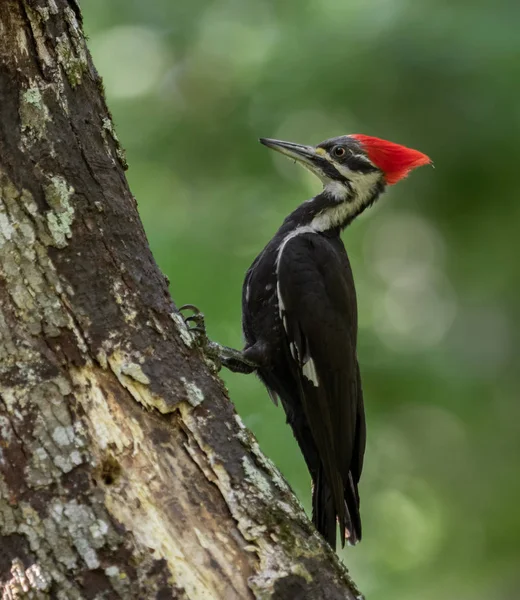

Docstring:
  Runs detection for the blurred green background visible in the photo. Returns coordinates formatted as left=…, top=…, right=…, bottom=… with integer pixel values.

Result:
left=83, top=1, right=519, bottom=598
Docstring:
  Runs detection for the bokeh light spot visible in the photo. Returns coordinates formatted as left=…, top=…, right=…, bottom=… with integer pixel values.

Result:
left=90, top=26, right=169, bottom=99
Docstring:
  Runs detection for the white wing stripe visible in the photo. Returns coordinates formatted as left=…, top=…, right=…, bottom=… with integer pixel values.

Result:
left=276, top=227, right=321, bottom=388
left=302, top=357, right=319, bottom=387
left=275, top=226, right=315, bottom=324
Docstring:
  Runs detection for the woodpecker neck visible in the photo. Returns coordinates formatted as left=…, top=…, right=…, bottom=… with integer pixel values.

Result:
left=281, top=172, right=385, bottom=236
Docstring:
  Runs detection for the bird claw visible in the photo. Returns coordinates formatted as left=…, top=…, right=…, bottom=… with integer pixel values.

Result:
left=179, top=304, right=206, bottom=335
left=178, top=304, right=222, bottom=370
left=179, top=303, right=202, bottom=315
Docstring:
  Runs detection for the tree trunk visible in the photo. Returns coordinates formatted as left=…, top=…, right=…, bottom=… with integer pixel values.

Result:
left=0, top=2, right=363, bottom=598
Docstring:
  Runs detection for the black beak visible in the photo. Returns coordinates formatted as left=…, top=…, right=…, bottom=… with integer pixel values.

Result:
left=259, top=138, right=320, bottom=166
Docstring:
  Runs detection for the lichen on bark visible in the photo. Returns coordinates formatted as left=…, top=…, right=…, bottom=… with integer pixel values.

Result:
left=19, top=86, right=51, bottom=145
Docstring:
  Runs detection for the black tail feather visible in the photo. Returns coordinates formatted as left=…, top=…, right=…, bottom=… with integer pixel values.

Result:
left=312, top=467, right=362, bottom=549
left=312, top=466, right=338, bottom=549
left=344, top=472, right=362, bottom=545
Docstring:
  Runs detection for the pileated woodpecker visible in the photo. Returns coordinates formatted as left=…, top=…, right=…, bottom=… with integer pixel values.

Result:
left=183, top=134, right=430, bottom=549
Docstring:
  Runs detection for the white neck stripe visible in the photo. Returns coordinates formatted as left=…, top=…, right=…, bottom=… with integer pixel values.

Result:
left=311, top=171, right=381, bottom=232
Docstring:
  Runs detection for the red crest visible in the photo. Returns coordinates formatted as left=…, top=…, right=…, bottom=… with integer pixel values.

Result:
left=351, top=134, right=431, bottom=185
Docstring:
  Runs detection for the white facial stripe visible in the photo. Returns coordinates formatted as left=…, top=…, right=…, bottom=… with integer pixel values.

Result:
left=340, top=169, right=381, bottom=205
left=334, top=160, right=373, bottom=181
left=310, top=170, right=381, bottom=232
left=322, top=180, right=349, bottom=200
left=311, top=201, right=352, bottom=231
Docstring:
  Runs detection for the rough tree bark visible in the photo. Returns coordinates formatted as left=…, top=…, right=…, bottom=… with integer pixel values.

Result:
left=0, top=2, right=364, bottom=599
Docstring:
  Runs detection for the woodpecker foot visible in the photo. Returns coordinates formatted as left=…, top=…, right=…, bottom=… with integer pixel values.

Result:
left=180, top=304, right=207, bottom=336
left=217, top=346, right=259, bottom=374
left=179, top=304, right=222, bottom=369
left=179, top=305, right=259, bottom=374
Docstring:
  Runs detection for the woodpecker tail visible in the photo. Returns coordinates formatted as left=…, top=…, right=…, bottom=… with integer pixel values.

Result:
left=312, top=466, right=338, bottom=549
left=312, top=468, right=362, bottom=549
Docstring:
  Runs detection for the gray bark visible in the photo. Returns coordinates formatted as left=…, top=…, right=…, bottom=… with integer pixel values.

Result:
left=0, top=1, right=363, bottom=598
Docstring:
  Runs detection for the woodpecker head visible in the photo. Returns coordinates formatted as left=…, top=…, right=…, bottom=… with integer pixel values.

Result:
left=260, top=134, right=431, bottom=208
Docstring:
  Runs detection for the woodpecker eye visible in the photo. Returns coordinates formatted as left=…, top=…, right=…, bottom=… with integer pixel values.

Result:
left=332, top=146, right=346, bottom=158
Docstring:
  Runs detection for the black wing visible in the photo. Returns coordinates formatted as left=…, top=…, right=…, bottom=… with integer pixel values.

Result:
left=277, top=232, right=365, bottom=546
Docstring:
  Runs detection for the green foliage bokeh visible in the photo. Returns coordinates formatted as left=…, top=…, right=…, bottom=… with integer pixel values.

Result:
left=84, top=1, right=520, bottom=598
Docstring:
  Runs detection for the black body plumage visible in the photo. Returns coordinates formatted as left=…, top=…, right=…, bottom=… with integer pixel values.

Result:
left=241, top=189, right=367, bottom=548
